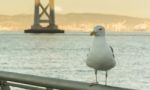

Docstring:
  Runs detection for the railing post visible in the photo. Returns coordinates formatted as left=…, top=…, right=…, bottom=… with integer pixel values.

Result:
left=0, top=81, right=10, bottom=90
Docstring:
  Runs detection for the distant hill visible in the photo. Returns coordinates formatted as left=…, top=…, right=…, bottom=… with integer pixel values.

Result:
left=0, top=13, right=150, bottom=32
left=56, top=13, right=150, bottom=24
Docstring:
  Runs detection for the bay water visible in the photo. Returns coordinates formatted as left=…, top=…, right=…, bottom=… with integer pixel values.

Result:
left=0, top=31, right=150, bottom=90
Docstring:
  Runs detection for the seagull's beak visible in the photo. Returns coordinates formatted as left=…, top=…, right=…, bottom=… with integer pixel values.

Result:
left=90, top=31, right=96, bottom=36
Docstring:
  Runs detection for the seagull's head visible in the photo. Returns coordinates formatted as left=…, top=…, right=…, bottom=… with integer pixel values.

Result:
left=90, top=25, right=105, bottom=36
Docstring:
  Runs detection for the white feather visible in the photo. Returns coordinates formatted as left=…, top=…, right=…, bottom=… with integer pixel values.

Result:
left=86, top=25, right=116, bottom=71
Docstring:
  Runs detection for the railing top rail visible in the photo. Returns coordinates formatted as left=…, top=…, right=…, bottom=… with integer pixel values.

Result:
left=0, top=71, right=135, bottom=90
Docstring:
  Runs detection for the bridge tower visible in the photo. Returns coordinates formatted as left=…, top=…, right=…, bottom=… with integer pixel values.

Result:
left=25, top=0, right=64, bottom=33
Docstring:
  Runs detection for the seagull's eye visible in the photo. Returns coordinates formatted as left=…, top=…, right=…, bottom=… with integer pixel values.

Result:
left=99, top=28, right=102, bottom=30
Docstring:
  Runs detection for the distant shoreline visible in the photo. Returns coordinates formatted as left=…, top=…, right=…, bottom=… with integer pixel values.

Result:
left=0, top=13, right=150, bottom=32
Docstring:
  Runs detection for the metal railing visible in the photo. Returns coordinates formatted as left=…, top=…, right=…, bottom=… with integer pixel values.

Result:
left=0, top=71, right=135, bottom=90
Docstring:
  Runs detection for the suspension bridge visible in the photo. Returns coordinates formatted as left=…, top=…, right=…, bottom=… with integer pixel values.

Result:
left=25, top=0, right=64, bottom=33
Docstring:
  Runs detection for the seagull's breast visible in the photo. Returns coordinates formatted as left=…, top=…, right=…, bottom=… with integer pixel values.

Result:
left=86, top=37, right=116, bottom=71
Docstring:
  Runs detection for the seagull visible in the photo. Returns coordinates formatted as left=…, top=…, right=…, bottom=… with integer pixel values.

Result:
left=86, top=25, right=116, bottom=86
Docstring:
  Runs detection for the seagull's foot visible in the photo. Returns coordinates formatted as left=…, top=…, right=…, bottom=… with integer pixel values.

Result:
left=89, top=82, right=99, bottom=86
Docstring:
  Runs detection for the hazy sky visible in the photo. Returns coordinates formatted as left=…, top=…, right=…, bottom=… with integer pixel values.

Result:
left=0, top=0, right=150, bottom=18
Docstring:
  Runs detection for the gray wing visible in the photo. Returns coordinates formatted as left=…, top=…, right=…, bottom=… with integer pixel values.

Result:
left=109, top=46, right=115, bottom=58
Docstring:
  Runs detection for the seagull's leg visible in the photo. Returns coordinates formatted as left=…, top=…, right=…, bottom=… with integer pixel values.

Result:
left=90, top=69, right=99, bottom=86
left=105, top=71, right=108, bottom=86
left=95, top=69, right=98, bottom=84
